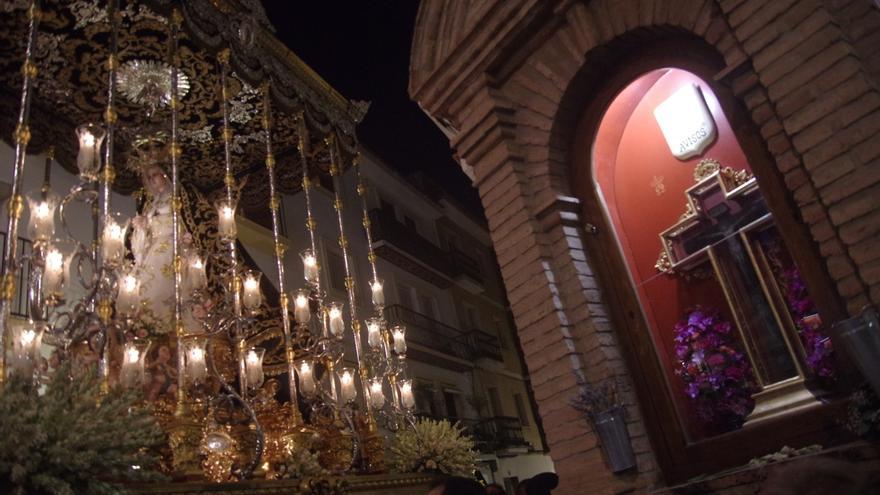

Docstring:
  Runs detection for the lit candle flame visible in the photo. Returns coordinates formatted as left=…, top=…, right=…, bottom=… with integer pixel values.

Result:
left=189, top=347, right=205, bottom=361
left=35, top=202, right=50, bottom=219
left=126, top=346, right=140, bottom=364
left=20, top=329, right=36, bottom=347
left=246, top=349, right=260, bottom=365
left=46, top=249, right=64, bottom=271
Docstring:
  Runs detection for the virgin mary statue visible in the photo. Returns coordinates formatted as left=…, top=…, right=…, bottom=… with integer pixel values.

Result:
left=126, top=138, right=209, bottom=401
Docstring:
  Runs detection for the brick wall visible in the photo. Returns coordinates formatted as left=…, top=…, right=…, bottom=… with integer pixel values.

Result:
left=410, top=1, right=880, bottom=493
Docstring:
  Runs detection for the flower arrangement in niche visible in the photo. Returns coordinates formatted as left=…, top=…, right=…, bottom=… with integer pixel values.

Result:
left=674, top=307, right=755, bottom=430
left=390, top=418, right=477, bottom=477
left=780, top=266, right=835, bottom=378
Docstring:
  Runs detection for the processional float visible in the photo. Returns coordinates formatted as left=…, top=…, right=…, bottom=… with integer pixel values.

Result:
left=0, top=0, right=416, bottom=483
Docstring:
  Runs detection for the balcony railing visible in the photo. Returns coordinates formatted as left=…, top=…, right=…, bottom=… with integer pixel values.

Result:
left=385, top=304, right=503, bottom=362
left=369, top=208, right=451, bottom=274
left=460, top=416, right=528, bottom=453
left=384, top=304, right=471, bottom=359
left=459, top=330, right=502, bottom=361
left=0, top=232, right=33, bottom=318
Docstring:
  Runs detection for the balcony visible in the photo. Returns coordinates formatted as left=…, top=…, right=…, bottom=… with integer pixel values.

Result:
left=385, top=304, right=504, bottom=367
left=369, top=208, right=452, bottom=288
left=384, top=304, right=471, bottom=364
left=462, top=416, right=530, bottom=455
left=459, top=330, right=502, bottom=361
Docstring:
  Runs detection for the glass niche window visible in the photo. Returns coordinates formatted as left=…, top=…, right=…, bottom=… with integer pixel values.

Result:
left=592, top=68, right=835, bottom=441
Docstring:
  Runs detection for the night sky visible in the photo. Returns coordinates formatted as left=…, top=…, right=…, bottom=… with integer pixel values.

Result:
left=261, top=1, right=483, bottom=215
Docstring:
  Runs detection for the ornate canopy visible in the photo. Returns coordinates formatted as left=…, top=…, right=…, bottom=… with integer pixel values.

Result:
left=0, top=0, right=367, bottom=224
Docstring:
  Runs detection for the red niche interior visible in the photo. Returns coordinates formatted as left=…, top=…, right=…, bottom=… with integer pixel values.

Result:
left=592, top=68, right=752, bottom=439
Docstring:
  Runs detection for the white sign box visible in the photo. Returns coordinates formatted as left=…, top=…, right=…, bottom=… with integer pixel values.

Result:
left=653, top=84, right=717, bottom=160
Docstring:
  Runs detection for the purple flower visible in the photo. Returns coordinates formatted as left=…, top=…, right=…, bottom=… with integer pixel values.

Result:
left=674, top=306, right=755, bottom=430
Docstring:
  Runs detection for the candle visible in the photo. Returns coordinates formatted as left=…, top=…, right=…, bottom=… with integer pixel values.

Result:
left=120, top=340, right=150, bottom=388
left=366, top=318, right=383, bottom=350
left=293, top=289, right=311, bottom=324
left=370, top=279, right=385, bottom=307
left=328, top=302, right=345, bottom=338
left=11, top=321, right=42, bottom=377
left=76, top=124, right=105, bottom=182
left=116, top=271, right=139, bottom=316
left=339, top=368, right=356, bottom=403
left=186, top=340, right=207, bottom=385
left=242, top=271, right=262, bottom=311
left=298, top=360, right=316, bottom=397
left=216, top=200, right=236, bottom=241
left=399, top=379, right=415, bottom=409
left=368, top=378, right=385, bottom=409
left=26, top=192, right=58, bottom=243
left=102, top=214, right=128, bottom=267
left=392, top=326, right=407, bottom=355
left=244, top=347, right=265, bottom=390
left=188, top=255, right=207, bottom=291
left=301, top=249, right=319, bottom=284
left=42, top=245, right=66, bottom=298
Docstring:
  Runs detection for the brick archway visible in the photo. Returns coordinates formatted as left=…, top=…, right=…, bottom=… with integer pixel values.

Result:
left=411, top=0, right=880, bottom=491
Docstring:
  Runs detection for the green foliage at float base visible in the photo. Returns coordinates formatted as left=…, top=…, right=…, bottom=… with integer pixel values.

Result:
left=0, top=365, right=166, bottom=495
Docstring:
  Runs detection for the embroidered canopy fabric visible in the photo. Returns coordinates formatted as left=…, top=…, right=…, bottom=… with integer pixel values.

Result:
left=0, top=0, right=367, bottom=225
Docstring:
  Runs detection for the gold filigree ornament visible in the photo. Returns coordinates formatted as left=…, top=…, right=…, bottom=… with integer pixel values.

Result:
left=200, top=425, right=237, bottom=483
left=655, top=250, right=675, bottom=275
left=693, top=158, right=722, bottom=181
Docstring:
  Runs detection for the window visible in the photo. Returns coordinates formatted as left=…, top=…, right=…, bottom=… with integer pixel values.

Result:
left=462, top=304, right=479, bottom=330
left=397, top=283, right=415, bottom=310
left=402, top=213, right=419, bottom=236
left=325, top=249, right=347, bottom=293
left=414, top=384, right=438, bottom=418
left=487, top=387, right=503, bottom=417
left=418, top=293, right=437, bottom=319
left=513, top=393, right=530, bottom=426
left=443, top=390, right=460, bottom=420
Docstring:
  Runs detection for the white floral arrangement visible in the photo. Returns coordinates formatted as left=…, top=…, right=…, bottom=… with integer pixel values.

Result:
left=391, top=418, right=478, bottom=476
left=276, top=446, right=327, bottom=480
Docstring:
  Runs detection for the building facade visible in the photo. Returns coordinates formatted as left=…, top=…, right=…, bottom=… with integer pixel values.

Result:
left=410, top=0, right=880, bottom=493
left=240, top=147, right=554, bottom=487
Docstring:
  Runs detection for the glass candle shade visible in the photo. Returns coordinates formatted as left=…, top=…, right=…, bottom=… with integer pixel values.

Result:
left=185, top=339, right=208, bottom=385
left=300, top=249, right=319, bottom=284
left=241, top=270, right=262, bottom=311
left=204, top=430, right=233, bottom=453
left=26, top=190, right=59, bottom=243
left=293, top=288, right=311, bottom=324
left=366, top=317, right=383, bottom=350
left=392, top=326, right=407, bottom=355
left=76, top=123, right=105, bottom=182
left=120, top=340, right=150, bottom=389
left=328, top=302, right=345, bottom=339
left=370, top=279, right=385, bottom=308
left=215, top=199, right=237, bottom=242
left=101, top=212, right=129, bottom=267
left=188, top=254, right=208, bottom=292
left=244, top=347, right=265, bottom=391
left=10, top=320, right=43, bottom=378
left=338, top=367, right=357, bottom=403
left=368, top=378, right=385, bottom=409
left=296, top=359, right=316, bottom=397
left=42, top=240, right=75, bottom=303
left=116, top=267, right=140, bottom=317
left=398, top=379, right=415, bottom=409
